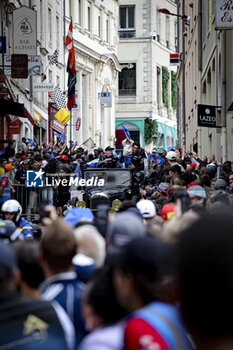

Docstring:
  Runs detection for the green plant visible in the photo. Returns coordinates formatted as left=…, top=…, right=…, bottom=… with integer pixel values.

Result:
left=144, top=118, right=158, bottom=145
left=162, top=66, right=169, bottom=109
left=171, top=71, right=177, bottom=110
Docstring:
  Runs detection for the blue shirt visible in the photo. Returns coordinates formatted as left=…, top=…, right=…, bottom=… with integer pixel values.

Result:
left=41, top=272, right=86, bottom=346
left=18, top=217, right=33, bottom=239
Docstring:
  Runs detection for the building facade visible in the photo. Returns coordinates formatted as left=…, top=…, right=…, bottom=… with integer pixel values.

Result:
left=68, top=0, right=121, bottom=148
left=115, top=0, right=178, bottom=151
left=177, top=0, right=233, bottom=161
left=0, top=0, right=66, bottom=148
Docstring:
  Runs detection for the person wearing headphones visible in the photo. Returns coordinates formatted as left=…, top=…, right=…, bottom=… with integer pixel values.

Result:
left=1, top=200, right=33, bottom=240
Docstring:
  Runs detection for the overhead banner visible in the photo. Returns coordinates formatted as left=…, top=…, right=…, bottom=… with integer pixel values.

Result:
left=215, top=0, right=233, bottom=29
left=13, top=6, right=37, bottom=55
left=197, top=104, right=217, bottom=128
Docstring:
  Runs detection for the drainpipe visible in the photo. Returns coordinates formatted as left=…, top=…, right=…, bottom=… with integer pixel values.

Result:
left=221, top=30, right=227, bottom=162
left=182, top=0, right=186, bottom=147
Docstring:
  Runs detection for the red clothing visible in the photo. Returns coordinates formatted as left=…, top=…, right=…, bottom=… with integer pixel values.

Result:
left=0, top=177, right=8, bottom=187
left=125, top=317, right=169, bottom=350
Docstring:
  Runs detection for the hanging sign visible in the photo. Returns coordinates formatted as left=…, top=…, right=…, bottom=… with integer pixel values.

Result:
left=197, top=104, right=217, bottom=128
left=13, top=6, right=37, bottom=55
left=215, top=0, right=233, bottom=29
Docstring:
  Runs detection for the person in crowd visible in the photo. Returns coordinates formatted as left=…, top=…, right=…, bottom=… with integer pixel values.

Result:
left=1, top=199, right=33, bottom=239
left=13, top=240, right=44, bottom=298
left=55, top=165, right=71, bottom=217
left=98, top=146, right=118, bottom=168
left=122, top=137, right=134, bottom=168
left=4, top=140, right=16, bottom=161
left=113, top=236, right=195, bottom=350
left=0, top=240, right=75, bottom=350
left=79, top=266, right=128, bottom=350
left=40, top=219, right=86, bottom=346
left=177, top=209, right=233, bottom=350
left=187, top=185, right=206, bottom=206
left=26, top=160, right=40, bottom=220
left=0, top=158, right=7, bottom=178
left=166, top=151, right=185, bottom=172
left=0, top=163, right=15, bottom=209
left=130, top=143, right=145, bottom=172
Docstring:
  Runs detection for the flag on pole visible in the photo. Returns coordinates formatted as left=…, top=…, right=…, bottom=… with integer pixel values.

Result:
left=49, top=49, right=59, bottom=66
left=51, top=86, right=67, bottom=110
left=65, top=19, right=77, bottom=110
left=28, top=138, right=35, bottom=147
left=121, top=124, right=131, bottom=138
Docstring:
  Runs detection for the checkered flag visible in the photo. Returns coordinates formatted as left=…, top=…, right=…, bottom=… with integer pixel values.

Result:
left=51, top=86, right=67, bottom=110
left=49, top=49, right=59, bottom=66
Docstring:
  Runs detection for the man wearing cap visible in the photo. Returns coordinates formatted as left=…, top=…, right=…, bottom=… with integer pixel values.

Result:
left=136, top=199, right=157, bottom=222
left=97, top=146, right=118, bottom=168
left=0, top=163, right=14, bottom=209
left=187, top=185, right=206, bottom=206
left=166, top=151, right=185, bottom=172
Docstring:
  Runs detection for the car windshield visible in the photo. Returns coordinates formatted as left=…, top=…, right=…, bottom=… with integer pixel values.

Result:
left=84, top=170, right=131, bottom=187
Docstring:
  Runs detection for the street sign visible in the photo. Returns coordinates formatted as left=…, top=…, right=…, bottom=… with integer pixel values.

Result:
left=11, top=54, right=28, bottom=79
left=216, top=0, right=233, bottom=29
left=76, top=117, right=81, bottom=131
left=0, top=37, right=6, bottom=54
left=170, top=53, right=179, bottom=66
left=100, top=92, right=112, bottom=108
left=9, top=118, right=20, bottom=134
left=4, top=55, right=41, bottom=76
left=13, top=6, right=37, bottom=55
left=33, top=83, right=54, bottom=92
left=197, top=104, right=217, bottom=128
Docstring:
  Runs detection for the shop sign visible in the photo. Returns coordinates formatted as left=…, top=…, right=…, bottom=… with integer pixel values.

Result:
left=9, top=118, right=20, bottom=134
left=4, top=55, right=41, bottom=76
left=76, top=117, right=81, bottom=131
left=197, top=104, right=217, bottom=128
left=33, top=108, right=42, bottom=125
left=13, top=6, right=37, bottom=55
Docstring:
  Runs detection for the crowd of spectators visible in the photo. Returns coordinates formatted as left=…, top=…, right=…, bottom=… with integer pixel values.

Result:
left=0, top=136, right=233, bottom=349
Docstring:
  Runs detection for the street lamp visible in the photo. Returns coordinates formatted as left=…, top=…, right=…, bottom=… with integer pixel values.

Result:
left=158, top=8, right=190, bottom=25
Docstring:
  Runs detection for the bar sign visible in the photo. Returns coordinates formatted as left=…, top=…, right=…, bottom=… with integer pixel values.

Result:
left=170, top=53, right=179, bottom=66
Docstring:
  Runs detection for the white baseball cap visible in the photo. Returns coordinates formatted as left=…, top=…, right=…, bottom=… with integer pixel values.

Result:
left=166, top=151, right=177, bottom=161
left=136, top=200, right=156, bottom=219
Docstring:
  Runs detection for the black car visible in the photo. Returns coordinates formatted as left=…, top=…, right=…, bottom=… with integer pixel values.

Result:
left=81, top=168, right=133, bottom=210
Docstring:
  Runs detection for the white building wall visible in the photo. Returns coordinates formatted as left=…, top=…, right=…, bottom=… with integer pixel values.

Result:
left=116, top=0, right=177, bottom=151
left=67, top=0, right=120, bottom=148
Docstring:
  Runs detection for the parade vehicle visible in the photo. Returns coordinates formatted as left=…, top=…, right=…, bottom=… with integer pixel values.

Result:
left=75, top=168, right=133, bottom=211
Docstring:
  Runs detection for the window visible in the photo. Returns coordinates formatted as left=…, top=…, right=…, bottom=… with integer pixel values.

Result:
left=78, top=0, right=82, bottom=24
left=40, top=0, right=43, bottom=39
left=119, top=63, right=136, bottom=96
left=98, top=15, right=101, bottom=37
left=69, top=0, right=72, bottom=17
left=48, top=8, right=52, bottom=46
left=174, top=21, right=178, bottom=52
left=48, top=70, right=52, bottom=84
left=56, top=15, right=59, bottom=51
left=56, top=75, right=60, bottom=87
left=166, top=16, right=169, bottom=48
left=106, top=18, right=109, bottom=42
left=119, top=6, right=135, bottom=38
left=156, top=10, right=160, bottom=42
left=87, top=2, right=91, bottom=32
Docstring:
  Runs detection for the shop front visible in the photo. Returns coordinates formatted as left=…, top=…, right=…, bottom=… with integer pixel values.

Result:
left=48, top=103, right=66, bottom=143
left=115, top=119, right=145, bottom=150
left=156, top=122, right=177, bottom=151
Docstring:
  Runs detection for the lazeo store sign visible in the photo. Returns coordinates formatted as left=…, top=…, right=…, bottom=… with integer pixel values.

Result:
left=13, top=6, right=37, bottom=55
left=197, top=105, right=217, bottom=128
